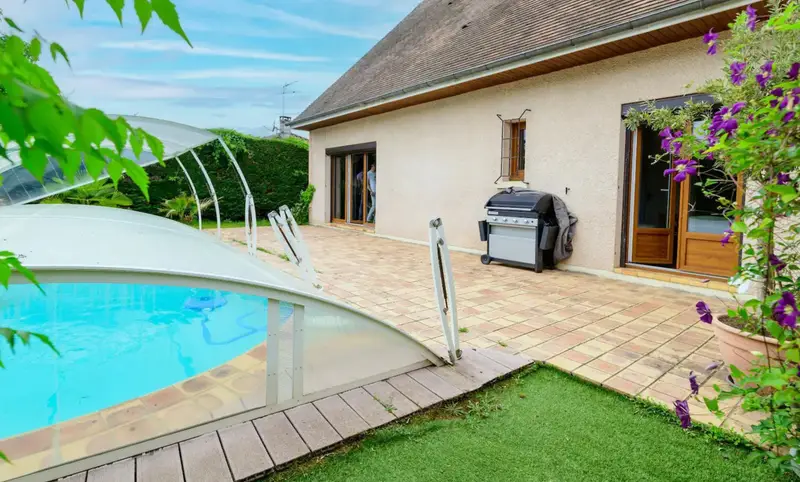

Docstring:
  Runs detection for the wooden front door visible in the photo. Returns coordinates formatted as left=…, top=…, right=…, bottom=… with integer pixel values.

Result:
left=631, top=128, right=678, bottom=265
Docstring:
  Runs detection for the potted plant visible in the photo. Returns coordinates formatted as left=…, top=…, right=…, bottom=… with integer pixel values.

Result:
left=625, top=1, right=799, bottom=474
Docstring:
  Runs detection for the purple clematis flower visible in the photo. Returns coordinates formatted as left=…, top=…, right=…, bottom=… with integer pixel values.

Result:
left=771, top=87, right=800, bottom=111
left=789, top=62, right=800, bottom=81
left=756, top=60, right=774, bottom=88
left=659, top=127, right=683, bottom=154
left=785, top=111, right=797, bottom=124
left=674, top=400, right=692, bottom=428
left=745, top=5, right=758, bottom=31
left=730, top=61, right=747, bottom=86
left=664, top=159, right=698, bottom=183
left=710, top=102, right=746, bottom=137
left=773, top=292, right=798, bottom=329
left=778, top=172, right=791, bottom=185
left=689, top=371, right=700, bottom=395
left=721, top=226, right=734, bottom=246
left=703, top=29, right=719, bottom=55
left=769, top=254, right=787, bottom=273
left=696, top=301, right=713, bottom=324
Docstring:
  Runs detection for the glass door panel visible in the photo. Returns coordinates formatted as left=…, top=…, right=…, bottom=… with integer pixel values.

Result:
left=365, top=152, right=376, bottom=224
left=631, top=127, right=677, bottom=265
left=676, top=156, right=739, bottom=277
left=331, top=156, right=346, bottom=222
left=349, top=154, right=365, bottom=224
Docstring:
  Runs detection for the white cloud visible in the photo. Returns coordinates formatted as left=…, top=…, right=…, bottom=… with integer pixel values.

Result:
left=100, top=40, right=328, bottom=62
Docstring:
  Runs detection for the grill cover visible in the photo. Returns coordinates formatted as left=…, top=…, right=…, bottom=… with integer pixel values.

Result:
left=485, top=189, right=553, bottom=213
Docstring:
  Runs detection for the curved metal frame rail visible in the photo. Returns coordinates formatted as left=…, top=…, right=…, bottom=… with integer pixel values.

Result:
left=429, top=218, right=460, bottom=364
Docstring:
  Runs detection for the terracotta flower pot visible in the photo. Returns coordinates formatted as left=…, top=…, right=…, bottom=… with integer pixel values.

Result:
left=712, top=315, right=783, bottom=372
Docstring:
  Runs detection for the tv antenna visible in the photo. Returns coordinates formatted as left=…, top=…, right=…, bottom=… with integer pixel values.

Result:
left=281, top=81, right=298, bottom=118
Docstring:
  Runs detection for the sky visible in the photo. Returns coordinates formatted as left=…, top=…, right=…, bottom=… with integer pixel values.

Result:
left=3, top=0, right=420, bottom=135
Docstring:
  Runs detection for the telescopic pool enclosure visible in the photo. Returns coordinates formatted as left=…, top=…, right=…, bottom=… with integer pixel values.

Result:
left=0, top=119, right=443, bottom=482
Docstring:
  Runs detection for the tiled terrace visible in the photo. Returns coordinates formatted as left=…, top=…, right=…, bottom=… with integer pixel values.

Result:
left=224, top=224, right=758, bottom=433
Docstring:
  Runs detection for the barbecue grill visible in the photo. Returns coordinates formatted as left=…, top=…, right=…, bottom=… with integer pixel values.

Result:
left=478, top=189, right=558, bottom=273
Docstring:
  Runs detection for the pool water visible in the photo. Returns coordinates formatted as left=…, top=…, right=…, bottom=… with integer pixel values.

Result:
left=0, top=283, right=292, bottom=439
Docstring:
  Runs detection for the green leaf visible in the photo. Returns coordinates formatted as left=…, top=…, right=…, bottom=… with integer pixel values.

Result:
left=32, top=333, right=60, bottom=357
left=765, top=184, right=798, bottom=203
left=106, top=160, right=123, bottom=185
left=21, top=147, right=48, bottom=182
left=29, top=37, right=42, bottom=62
left=785, top=349, right=800, bottom=363
left=744, top=299, right=761, bottom=310
left=731, top=221, right=747, bottom=233
left=129, top=129, right=144, bottom=159
left=0, top=450, right=9, bottom=464
left=83, top=109, right=124, bottom=152
left=133, top=0, right=153, bottom=33
left=143, top=131, right=164, bottom=162
left=0, top=262, right=11, bottom=289
left=4, top=257, right=43, bottom=293
left=49, top=42, right=70, bottom=66
left=71, top=0, right=86, bottom=16
left=4, top=17, right=23, bottom=32
left=119, top=157, right=150, bottom=199
left=151, top=0, right=192, bottom=46
left=0, top=102, right=27, bottom=145
left=766, top=320, right=784, bottom=340
left=105, top=0, right=125, bottom=25
left=84, top=151, right=107, bottom=179
left=704, top=397, right=720, bottom=413
left=760, top=370, right=788, bottom=389
left=729, top=364, right=745, bottom=380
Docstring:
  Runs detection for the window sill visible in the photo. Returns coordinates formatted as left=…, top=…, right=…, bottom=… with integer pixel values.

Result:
left=495, top=180, right=528, bottom=189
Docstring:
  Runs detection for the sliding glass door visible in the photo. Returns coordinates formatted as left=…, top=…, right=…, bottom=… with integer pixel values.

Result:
left=330, top=152, right=376, bottom=226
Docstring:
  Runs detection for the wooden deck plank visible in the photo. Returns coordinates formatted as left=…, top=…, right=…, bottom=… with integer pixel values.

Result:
left=313, top=395, right=370, bottom=439
left=428, top=365, right=481, bottom=392
left=253, top=412, right=309, bottom=466
left=454, top=348, right=508, bottom=383
left=363, top=381, right=418, bottom=417
left=408, top=367, right=463, bottom=399
left=218, top=422, right=274, bottom=481
left=388, top=373, right=442, bottom=408
left=59, top=473, right=87, bottom=482
left=340, top=387, right=395, bottom=428
left=136, top=445, right=182, bottom=482
left=285, top=404, right=342, bottom=452
left=180, top=433, right=233, bottom=482
left=478, top=347, right=533, bottom=371
left=86, top=459, right=134, bottom=482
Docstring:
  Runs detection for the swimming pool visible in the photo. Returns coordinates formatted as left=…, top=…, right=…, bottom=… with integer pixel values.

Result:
left=0, top=282, right=292, bottom=439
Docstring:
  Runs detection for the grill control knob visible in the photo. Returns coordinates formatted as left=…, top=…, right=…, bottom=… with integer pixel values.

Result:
left=502, top=217, right=508, bottom=222
left=512, top=219, right=518, bottom=224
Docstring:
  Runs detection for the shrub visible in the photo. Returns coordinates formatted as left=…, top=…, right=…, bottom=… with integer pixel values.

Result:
left=291, top=184, right=316, bottom=225
left=118, top=129, right=309, bottom=221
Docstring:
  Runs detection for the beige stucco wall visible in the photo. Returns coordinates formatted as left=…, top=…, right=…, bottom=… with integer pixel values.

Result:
left=307, top=37, right=724, bottom=272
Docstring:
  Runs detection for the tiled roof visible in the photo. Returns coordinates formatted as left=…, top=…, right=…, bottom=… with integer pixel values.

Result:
left=293, top=0, right=728, bottom=126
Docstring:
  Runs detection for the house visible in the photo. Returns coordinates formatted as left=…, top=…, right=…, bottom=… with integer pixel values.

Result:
left=291, top=0, right=750, bottom=282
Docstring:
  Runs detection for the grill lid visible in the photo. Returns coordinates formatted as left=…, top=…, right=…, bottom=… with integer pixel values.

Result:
left=486, top=188, right=553, bottom=213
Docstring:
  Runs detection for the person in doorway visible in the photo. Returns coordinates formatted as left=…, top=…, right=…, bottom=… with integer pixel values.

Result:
left=367, top=163, right=376, bottom=223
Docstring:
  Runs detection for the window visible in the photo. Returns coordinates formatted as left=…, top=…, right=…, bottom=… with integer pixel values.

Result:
left=500, top=118, right=527, bottom=182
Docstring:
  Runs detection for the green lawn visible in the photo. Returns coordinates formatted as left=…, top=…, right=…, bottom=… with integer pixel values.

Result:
left=270, top=367, right=786, bottom=482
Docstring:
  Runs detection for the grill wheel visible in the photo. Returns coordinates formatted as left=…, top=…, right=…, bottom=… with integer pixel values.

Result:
left=480, top=255, right=492, bottom=265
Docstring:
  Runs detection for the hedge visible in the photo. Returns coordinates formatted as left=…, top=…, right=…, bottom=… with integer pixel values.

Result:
left=118, top=129, right=309, bottom=221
